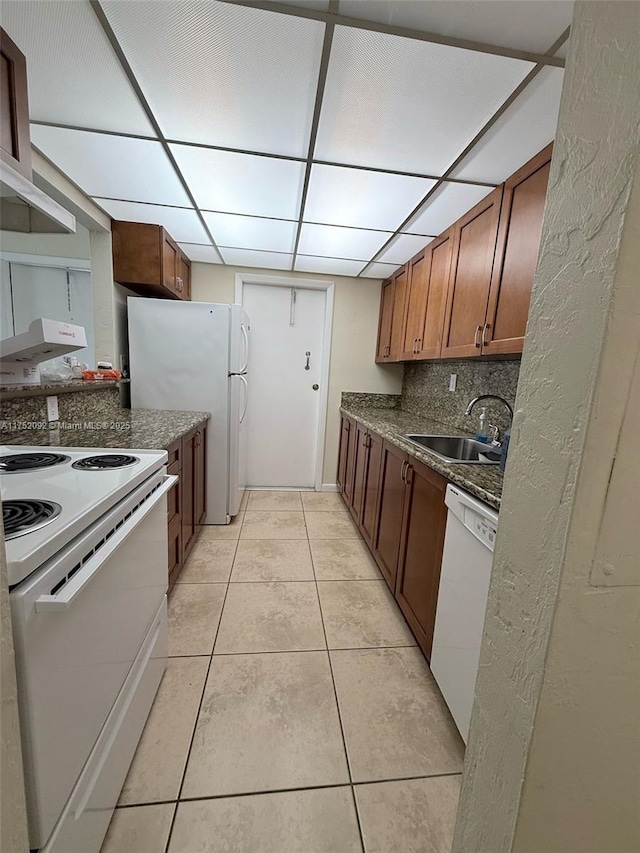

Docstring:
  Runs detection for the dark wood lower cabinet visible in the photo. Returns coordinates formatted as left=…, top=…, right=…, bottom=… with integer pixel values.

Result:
left=350, top=421, right=369, bottom=523
left=372, top=440, right=408, bottom=592
left=336, top=415, right=351, bottom=493
left=337, top=418, right=448, bottom=661
left=167, top=420, right=208, bottom=589
left=360, top=430, right=383, bottom=546
left=396, top=458, right=448, bottom=660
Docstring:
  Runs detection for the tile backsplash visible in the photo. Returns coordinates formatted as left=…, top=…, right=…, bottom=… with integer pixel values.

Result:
left=401, top=359, right=520, bottom=435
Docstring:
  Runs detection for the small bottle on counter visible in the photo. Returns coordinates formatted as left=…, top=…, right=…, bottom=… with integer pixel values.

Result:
left=476, top=407, right=489, bottom=443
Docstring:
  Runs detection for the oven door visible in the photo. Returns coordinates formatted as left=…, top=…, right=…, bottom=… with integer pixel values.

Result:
left=10, top=471, right=175, bottom=849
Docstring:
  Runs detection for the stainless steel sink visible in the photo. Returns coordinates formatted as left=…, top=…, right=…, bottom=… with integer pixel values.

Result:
left=403, top=434, right=501, bottom=465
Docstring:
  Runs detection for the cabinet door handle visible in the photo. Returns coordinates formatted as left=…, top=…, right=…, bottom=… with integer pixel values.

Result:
left=400, top=460, right=408, bottom=483
left=474, top=324, right=482, bottom=347
left=482, top=323, right=490, bottom=348
left=416, top=337, right=422, bottom=353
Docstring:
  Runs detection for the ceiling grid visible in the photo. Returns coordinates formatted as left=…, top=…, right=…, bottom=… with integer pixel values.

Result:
left=2, top=0, right=572, bottom=277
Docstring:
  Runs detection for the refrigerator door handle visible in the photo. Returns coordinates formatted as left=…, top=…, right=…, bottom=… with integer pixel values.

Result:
left=238, top=374, right=249, bottom=424
left=240, top=324, right=249, bottom=374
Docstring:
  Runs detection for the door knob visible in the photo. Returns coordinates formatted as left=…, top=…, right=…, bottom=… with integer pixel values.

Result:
left=312, top=384, right=319, bottom=390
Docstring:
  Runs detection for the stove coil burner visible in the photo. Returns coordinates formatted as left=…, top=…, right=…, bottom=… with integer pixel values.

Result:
left=0, top=452, right=70, bottom=473
left=2, top=499, right=62, bottom=539
left=72, top=454, right=139, bottom=471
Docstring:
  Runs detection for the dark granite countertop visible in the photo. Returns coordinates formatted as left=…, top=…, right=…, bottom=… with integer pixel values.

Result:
left=0, top=408, right=210, bottom=452
left=0, top=378, right=128, bottom=399
left=340, top=403, right=503, bottom=509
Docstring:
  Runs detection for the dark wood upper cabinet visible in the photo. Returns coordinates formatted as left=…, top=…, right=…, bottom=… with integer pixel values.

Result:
left=419, top=229, right=454, bottom=359
left=375, top=278, right=395, bottom=362
left=401, top=250, right=429, bottom=360
left=440, top=186, right=503, bottom=359
left=112, top=220, right=191, bottom=300
left=1, top=28, right=31, bottom=179
left=401, top=229, right=454, bottom=361
left=372, top=440, right=408, bottom=592
left=482, top=144, right=552, bottom=355
left=376, top=266, right=407, bottom=364
left=177, top=252, right=192, bottom=301
left=395, top=458, right=448, bottom=661
left=373, top=144, right=553, bottom=364
left=389, top=265, right=408, bottom=361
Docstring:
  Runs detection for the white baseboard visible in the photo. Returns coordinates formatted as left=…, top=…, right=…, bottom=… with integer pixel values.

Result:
left=320, top=483, right=339, bottom=492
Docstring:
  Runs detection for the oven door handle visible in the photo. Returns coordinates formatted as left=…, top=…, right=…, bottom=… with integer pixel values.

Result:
left=34, top=475, right=178, bottom=613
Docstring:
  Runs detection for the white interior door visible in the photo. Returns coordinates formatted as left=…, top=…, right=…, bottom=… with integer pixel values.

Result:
left=243, top=282, right=326, bottom=488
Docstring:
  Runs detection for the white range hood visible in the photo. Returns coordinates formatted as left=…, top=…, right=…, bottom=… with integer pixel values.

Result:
left=0, top=318, right=87, bottom=385
left=1, top=160, right=76, bottom=234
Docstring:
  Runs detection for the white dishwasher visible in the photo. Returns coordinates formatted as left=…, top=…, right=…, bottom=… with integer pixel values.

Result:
left=430, top=484, right=499, bottom=744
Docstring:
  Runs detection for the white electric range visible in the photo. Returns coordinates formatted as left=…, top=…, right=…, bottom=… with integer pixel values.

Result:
left=1, top=445, right=176, bottom=853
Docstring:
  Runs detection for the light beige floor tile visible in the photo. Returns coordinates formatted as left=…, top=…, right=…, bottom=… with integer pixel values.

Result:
left=247, top=489, right=303, bottom=511
left=241, top=510, right=307, bottom=539
left=101, top=803, right=175, bottom=853
left=199, top=511, right=244, bottom=540
left=311, top=539, right=382, bottom=581
left=331, top=648, right=464, bottom=782
left=214, top=582, right=325, bottom=653
left=319, top=580, right=416, bottom=649
left=168, top=583, right=226, bottom=656
left=177, top=538, right=237, bottom=583
left=355, top=776, right=461, bottom=853
left=231, top=539, right=314, bottom=582
left=302, top=491, right=349, bottom=512
left=306, top=511, right=361, bottom=539
left=118, top=658, right=208, bottom=805
left=240, top=489, right=249, bottom=511
left=182, top=651, right=349, bottom=797
left=168, top=787, right=361, bottom=853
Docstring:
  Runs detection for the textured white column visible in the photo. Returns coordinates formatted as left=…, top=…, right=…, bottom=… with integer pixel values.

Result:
left=453, top=2, right=640, bottom=851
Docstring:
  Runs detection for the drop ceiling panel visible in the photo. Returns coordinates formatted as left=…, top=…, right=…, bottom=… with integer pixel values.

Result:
left=298, top=223, right=391, bottom=261
left=171, top=145, right=305, bottom=220
left=338, top=1, right=574, bottom=55
left=31, top=126, right=190, bottom=206
left=93, top=199, right=209, bottom=243
left=102, top=0, right=325, bottom=157
left=203, top=213, right=297, bottom=253
left=305, top=164, right=435, bottom=231
left=451, top=68, right=564, bottom=183
left=178, top=243, right=223, bottom=264
left=405, top=183, right=493, bottom=236
left=295, top=255, right=365, bottom=276
left=219, top=248, right=293, bottom=271
left=361, top=262, right=402, bottom=279
left=315, top=26, right=534, bottom=174
left=377, top=234, right=435, bottom=265
left=1, top=0, right=153, bottom=135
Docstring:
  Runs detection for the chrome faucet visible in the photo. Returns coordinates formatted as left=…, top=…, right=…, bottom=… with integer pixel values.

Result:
left=464, top=394, right=514, bottom=444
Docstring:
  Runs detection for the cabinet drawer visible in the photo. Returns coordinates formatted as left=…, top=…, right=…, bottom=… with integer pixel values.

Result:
left=166, top=438, right=182, bottom=473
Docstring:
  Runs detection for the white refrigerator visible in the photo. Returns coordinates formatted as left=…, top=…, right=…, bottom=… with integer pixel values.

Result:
left=127, top=298, right=250, bottom=524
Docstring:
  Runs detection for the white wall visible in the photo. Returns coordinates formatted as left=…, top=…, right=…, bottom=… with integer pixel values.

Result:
left=0, top=220, right=91, bottom=260
left=453, top=3, right=640, bottom=851
left=191, top=263, right=403, bottom=484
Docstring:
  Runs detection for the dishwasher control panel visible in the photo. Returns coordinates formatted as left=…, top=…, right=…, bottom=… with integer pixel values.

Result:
left=464, top=507, right=498, bottom=551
